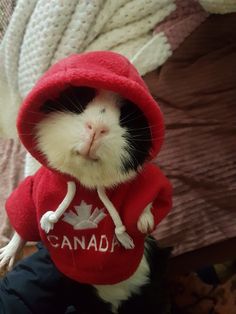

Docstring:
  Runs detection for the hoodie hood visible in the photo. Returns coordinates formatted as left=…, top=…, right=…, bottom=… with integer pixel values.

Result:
left=17, top=51, right=164, bottom=167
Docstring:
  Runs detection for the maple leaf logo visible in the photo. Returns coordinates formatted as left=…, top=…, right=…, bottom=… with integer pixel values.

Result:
left=62, top=201, right=107, bottom=230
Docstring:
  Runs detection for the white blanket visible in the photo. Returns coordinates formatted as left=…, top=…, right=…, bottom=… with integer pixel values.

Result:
left=0, top=0, right=177, bottom=138
left=1, top=0, right=235, bottom=139
left=0, top=0, right=235, bottom=175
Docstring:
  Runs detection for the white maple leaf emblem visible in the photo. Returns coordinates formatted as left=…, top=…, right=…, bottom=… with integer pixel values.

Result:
left=62, top=201, right=107, bottom=230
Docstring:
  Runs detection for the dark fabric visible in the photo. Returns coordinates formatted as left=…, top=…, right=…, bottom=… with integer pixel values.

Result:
left=0, top=243, right=112, bottom=314
left=149, top=13, right=236, bottom=256
left=0, top=244, right=69, bottom=314
left=0, top=241, right=171, bottom=314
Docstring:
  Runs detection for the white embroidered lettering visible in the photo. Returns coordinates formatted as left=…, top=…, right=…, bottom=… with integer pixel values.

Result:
left=47, top=234, right=124, bottom=252
left=99, top=235, right=109, bottom=252
left=61, top=236, right=72, bottom=250
left=111, top=235, right=120, bottom=252
left=74, top=236, right=85, bottom=250
left=47, top=235, right=59, bottom=248
left=87, top=235, right=97, bottom=251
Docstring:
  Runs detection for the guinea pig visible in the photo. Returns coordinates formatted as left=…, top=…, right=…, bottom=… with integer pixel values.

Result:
left=33, top=86, right=170, bottom=313
left=36, top=86, right=152, bottom=189
left=1, top=53, right=172, bottom=314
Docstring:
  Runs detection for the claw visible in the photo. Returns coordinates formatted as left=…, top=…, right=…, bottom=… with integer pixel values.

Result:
left=8, top=256, right=16, bottom=271
left=0, top=233, right=25, bottom=270
left=137, top=203, right=154, bottom=234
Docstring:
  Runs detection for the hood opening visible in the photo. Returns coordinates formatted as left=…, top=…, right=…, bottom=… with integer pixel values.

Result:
left=17, top=51, right=165, bottom=169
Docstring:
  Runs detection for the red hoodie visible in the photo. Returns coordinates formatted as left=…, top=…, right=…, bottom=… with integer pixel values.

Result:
left=6, top=51, right=172, bottom=285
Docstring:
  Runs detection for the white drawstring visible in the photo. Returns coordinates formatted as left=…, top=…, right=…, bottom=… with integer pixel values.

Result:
left=97, top=186, right=135, bottom=250
left=40, top=181, right=76, bottom=233
left=52, top=181, right=76, bottom=218
left=40, top=181, right=135, bottom=250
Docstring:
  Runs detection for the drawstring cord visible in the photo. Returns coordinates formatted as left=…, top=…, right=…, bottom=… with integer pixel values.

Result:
left=40, top=181, right=76, bottom=233
left=40, top=181, right=135, bottom=250
left=97, top=186, right=134, bottom=249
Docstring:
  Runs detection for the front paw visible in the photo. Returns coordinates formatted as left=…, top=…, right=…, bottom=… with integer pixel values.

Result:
left=0, top=233, right=25, bottom=270
left=40, top=211, right=58, bottom=233
left=0, top=247, right=18, bottom=270
left=137, top=204, right=154, bottom=234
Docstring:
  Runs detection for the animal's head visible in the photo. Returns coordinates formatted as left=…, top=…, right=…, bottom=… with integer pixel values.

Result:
left=35, top=87, right=152, bottom=188
left=17, top=51, right=164, bottom=188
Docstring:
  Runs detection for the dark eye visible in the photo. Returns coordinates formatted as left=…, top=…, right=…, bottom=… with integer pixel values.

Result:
left=40, top=86, right=97, bottom=114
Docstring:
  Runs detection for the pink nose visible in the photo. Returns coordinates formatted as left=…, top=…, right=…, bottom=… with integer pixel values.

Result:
left=77, top=122, right=109, bottom=159
left=86, top=122, right=109, bottom=140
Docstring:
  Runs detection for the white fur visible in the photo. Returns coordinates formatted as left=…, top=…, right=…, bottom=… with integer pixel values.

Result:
left=35, top=90, right=136, bottom=189
left=94, top=254, right=150, bottom=313
left=0, top=232, right=26, bottom=270
left=137, top=203, right=154, bottom=233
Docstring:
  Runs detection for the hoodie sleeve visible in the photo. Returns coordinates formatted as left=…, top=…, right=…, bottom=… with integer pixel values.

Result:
left=151, top=171, right=173, bottom=228
left=125, top=163, right=172, bottom=234
left=5, top=176, right=40, bottom=242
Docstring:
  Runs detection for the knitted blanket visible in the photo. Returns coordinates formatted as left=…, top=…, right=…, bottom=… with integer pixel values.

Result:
left=1, top=0, right=236, bottom=140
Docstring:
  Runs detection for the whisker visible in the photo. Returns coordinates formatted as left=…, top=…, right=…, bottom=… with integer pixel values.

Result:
left=122, top=149, right=138, bottom=169
left=129, top=146, right=150, bottom=155
left=121, top=116, right=160, bottom=131
left=43, top=103, right=68, bottom=113
left=120, top=114, right=147, bottom=125
left=127, top=138, right=152, bottom=142
left=47, top=99, right=68, bottom=112
left=125, top=125, right=156, bottom=131
left=124, top=157, right=136, bottom=169
left=63, top=94, right=84, bottom=112
left=125, top=133, right=164, bottom=141
left=120, top=105, right=161, bottom=125
left=119, top=111, right=139, bottom=123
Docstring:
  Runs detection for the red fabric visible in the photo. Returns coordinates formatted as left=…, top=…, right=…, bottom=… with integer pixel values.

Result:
left=6, top=164, right=172, bottom=284
left=17, top=51, right=165, bottom=165
left=6, top=51, right=172, bottom=284
left=5, top=176, right=38, bottom=241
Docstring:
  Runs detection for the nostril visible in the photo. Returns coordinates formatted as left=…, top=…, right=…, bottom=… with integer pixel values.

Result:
left=87, top=123, right=93, bottom=130
left=100, top=128, right=108, bottom=135
left=85, top=122, right=109, bottom=137
left=94, top=126, right=109, bottom=139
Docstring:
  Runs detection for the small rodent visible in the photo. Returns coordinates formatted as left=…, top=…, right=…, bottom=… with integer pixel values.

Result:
left=36, top=86, right=152, bottom=189
left=1, top=52, right=172, bottom=314
left=35, top=86, right=156, bottom=310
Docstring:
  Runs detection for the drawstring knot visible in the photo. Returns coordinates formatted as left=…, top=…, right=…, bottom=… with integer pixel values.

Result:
left=40, top=181, right=76, bottom=233
left=97, top=186, right=135, bottom=250
left=40, top=181, right=135, bottom=250
left=115, top=226, right=126, bottom=235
